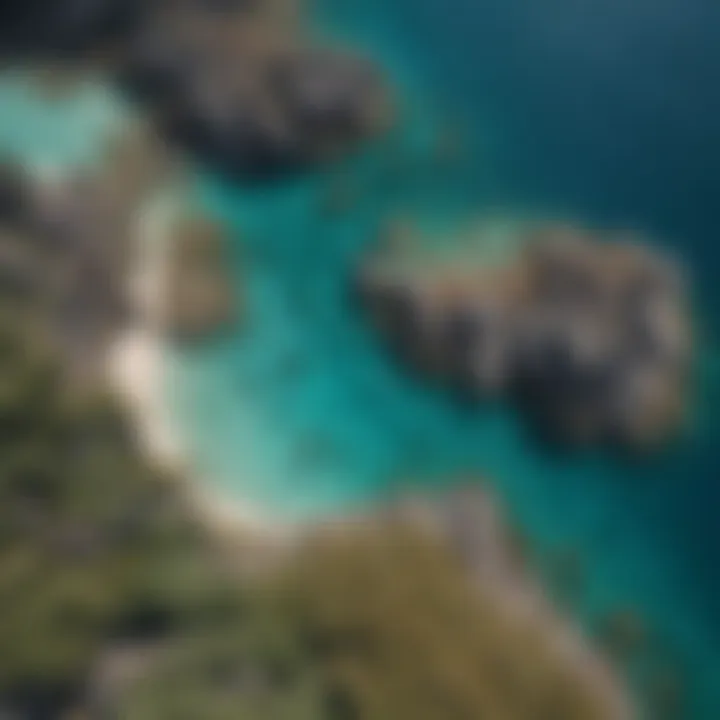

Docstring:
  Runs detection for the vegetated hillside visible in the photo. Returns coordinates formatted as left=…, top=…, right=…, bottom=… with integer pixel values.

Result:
left=0, top=317, right=617, bottom=720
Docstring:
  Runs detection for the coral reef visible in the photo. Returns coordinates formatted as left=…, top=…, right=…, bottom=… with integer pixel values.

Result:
left=359, top=223, right=691, bottom=447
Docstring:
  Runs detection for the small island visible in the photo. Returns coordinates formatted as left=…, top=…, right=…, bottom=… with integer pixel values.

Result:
left=359, top=222, right=692, bottom=447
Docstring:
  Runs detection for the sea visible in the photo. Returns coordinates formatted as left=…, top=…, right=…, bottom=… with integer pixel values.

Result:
left=1, top=0, right=720, bottom=715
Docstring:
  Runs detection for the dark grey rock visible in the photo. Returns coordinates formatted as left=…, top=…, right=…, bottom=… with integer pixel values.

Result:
left=119, top=10, right=392, bottom=176
left=361, top=227, right=691, bottom=448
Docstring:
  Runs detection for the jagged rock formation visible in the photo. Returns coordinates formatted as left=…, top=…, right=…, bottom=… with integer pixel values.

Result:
left=359, top=223, right=691, bottom=447
left=119, top=1, right=392, bottom=175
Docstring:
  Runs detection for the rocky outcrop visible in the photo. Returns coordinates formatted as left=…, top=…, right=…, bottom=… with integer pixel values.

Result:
left=119, top=2, right=393, bottom=176
left=0, top=0, right=392, bottom=176
left=0, top=130, right=171, bottom=381
left=0, top=0, right=143, bottom=55
left=165, top=215, right=238, bottom=341
left=359, top=223, right=691, bottom=447
left=0, top=171, right=132, bottom=380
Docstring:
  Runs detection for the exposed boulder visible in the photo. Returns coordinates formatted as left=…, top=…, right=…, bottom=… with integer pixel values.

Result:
left=359, top=223, right=691, bottom=448
left=165, top=216, right=238, bottom=342
left=119, top=4, right=392, bottom=176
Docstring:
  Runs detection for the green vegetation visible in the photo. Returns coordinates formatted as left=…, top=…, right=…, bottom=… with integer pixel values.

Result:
left=116, top=523, right=614, bottom=720
left=0, top=315, right=617, bottom=719
left=0, top=316, right=211, bottom=714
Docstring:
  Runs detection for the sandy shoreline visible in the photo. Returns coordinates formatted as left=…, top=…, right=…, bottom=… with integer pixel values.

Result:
left=107, top=187, right=291, bottom=543
left=104, top=176, right=632, bottom=720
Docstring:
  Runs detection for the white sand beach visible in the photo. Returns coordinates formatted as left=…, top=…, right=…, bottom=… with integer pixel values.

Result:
left=107, top=187, right=291, bottom=544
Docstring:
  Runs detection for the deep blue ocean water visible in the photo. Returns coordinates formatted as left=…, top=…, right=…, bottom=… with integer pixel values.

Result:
left=0, top=0, right=719, bottom=714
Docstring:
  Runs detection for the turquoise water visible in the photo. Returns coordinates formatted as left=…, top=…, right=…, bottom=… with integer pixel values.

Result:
left=0, top=71, right=126, bottom=170
left=167, top=1, right=720, bottom=715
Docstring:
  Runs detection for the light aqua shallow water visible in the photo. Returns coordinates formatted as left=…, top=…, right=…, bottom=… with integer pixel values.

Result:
left=0, top=71, right=125, bottom=170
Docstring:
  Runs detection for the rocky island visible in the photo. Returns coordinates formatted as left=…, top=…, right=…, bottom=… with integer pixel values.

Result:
left=359, top=223, right=692, bottom=447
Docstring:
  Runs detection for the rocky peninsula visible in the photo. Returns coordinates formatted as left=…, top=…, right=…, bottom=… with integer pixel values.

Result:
left=120, top=2, right=393, bottom=176
left=359, top=223, right=692, bottom=447
left=277, top=485, right=635, bottom=720
left=1, top=0, right=393, bottom=177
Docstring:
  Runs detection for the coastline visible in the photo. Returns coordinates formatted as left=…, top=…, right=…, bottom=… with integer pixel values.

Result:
left=313, top=492, right=635, bottom=720
left=106, top=184, right=292, bottom=545
left=98, top=148, right=637, bottom=719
